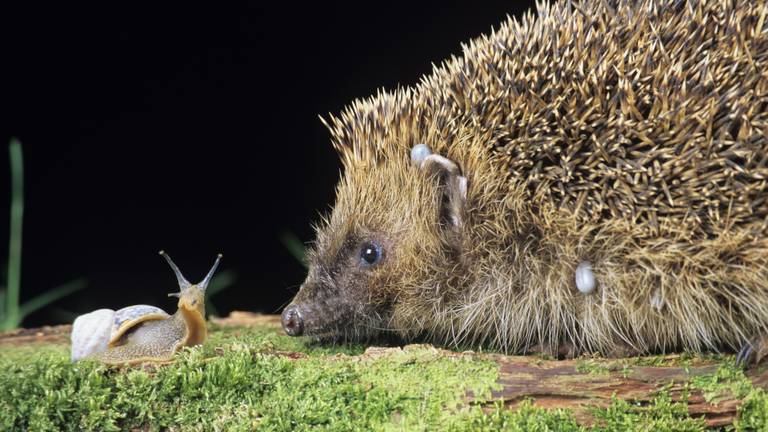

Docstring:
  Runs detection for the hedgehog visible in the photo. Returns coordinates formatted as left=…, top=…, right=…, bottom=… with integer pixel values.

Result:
left=281, top=0, right=768, bottom=365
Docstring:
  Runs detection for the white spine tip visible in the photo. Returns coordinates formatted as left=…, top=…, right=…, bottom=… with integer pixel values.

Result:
left=410, top=143, right=432, bottom=167
left=650, top=288, right=664, bottom=310
left=575, top=261, right=596, bottom=294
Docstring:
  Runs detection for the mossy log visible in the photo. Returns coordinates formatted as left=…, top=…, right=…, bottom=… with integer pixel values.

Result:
left=470, top=354, right=754, bottom=428
left=1, top=311, right=766, bottom=429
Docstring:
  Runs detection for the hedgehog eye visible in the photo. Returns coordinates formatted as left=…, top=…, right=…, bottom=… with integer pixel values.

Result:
left=360, top=242, right=382, bottom=266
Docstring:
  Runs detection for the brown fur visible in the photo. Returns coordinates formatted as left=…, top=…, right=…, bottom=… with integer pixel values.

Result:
left=288, top=0, right=768, bottom=356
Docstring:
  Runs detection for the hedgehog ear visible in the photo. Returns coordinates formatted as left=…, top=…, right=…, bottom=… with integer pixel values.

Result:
left=414, top=147, right=467, bottom=233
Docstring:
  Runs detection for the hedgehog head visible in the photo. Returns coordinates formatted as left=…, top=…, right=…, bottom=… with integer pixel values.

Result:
left=282, top=140, right=470, bottom=341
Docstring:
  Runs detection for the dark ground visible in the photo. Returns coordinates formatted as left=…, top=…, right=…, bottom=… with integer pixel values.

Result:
left=1, top=2, right=535, bottom=326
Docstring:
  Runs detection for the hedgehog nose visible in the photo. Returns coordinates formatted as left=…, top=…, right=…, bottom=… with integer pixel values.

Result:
left=281, top=305, right=304, bottom=336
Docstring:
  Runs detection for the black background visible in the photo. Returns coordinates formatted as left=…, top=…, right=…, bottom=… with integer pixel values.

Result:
left=3, top=1, right=535, bottom=326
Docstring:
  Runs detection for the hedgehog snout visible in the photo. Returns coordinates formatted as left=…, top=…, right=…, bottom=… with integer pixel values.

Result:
left=281, top=305, right=304, bottom=336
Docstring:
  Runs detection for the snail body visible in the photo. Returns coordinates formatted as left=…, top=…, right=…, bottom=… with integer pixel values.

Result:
left=70, top=251, right=221, bottom=365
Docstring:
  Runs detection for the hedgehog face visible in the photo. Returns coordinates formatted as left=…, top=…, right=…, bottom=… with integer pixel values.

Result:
left=282, top=230, right=396, bottom=341
left=282, top=145, right=468, bottom=342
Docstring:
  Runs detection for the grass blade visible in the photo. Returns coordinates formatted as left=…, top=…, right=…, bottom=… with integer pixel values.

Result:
left=205, top=269, right=237, bottom=318
left=49, top=308, right=80, bottom=323
left=6, top=138, right=24, bottom=328
left=17, top=278, right=87, bottom=321
left=279, top=230, right=307, bottom=268
left=0, top=288, right=5, bottom=322
left=207, top=269, right=237, bottom=297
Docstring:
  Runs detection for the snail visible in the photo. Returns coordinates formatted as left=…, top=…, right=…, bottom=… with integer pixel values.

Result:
left=70, top=251, right=222, bottom=365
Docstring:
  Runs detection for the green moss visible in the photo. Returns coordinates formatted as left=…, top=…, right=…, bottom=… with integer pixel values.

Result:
left=0, top=327, right=498, bottom=431
left=445, top=392, right=709, bottom=432
left=203, top=322, right=368, bottom=356
left=0, top=326, right=763, bottom=430
left=737, top=388, right=768, bottom=431
left=691, top=361, right=752, bottom=403
left=575, top=358, right=611, bottom=375
left=590, top=392, right=706, bottom=432
left=447, top=401, right=583, bottom=431
left=690, top=361, right=768, bottom=431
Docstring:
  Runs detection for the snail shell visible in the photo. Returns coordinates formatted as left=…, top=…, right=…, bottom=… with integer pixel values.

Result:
left=71, top=309, right=114, bottom=362
left=108, top=305, right=169, bottom=346
left=70, top=305, right=169, bottom=362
